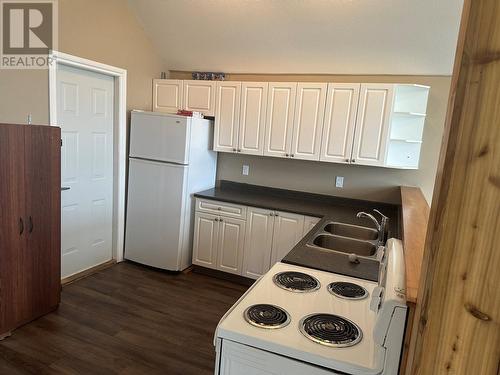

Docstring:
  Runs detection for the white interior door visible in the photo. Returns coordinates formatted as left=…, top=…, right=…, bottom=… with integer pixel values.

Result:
left=58, top=64, right=114, bottom=278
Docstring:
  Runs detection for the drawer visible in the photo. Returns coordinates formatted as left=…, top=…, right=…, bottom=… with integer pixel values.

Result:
left=196, top=198, right=247, bottom=219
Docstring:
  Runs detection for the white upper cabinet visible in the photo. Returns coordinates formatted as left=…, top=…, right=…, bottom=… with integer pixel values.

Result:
left=214, top=82, right=241, bottom=153
left=351, top=84, right=394, bottom=166
left=264, top=83, right=297, bottom=158
left=153, top=79, right=183, bottom=114
left=385, top=84, right=430, bottom=169
left=291, top=83, right=327, bottom=161
left=320, top=84, right=361, bottom=163
left=238, top=82, right=268, bottom=155
left=183, top=80, right=216, bottom=116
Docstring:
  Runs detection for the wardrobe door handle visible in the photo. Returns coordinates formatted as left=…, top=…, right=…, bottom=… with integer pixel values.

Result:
left=28, top=216, right=33, bottom=233
left=19, top=218, right=24, bottom=235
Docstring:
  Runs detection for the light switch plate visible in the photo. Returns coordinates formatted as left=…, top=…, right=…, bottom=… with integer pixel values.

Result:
left=242, top=165, right=250, bottom=176
left=335, top=176, right=344, bottom=188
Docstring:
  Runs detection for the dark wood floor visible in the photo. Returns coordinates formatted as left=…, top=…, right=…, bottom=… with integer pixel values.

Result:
left=0, top=262, right=248, bottom=375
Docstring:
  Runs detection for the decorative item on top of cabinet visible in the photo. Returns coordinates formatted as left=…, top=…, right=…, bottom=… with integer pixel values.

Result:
left=291, top=83, right=328, bottom=161
left=153, top=79, right=183, bottom=114
left=183, top=80, right=216, bottom=116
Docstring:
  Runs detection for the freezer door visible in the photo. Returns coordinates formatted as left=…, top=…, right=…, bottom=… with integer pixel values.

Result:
left=125, top=158, right=188, bottom=270
left=130, top=111, right=190, bottom=164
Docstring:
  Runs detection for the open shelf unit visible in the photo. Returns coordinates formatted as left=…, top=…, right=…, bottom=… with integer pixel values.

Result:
left=386, top=84, right=430, bottom=169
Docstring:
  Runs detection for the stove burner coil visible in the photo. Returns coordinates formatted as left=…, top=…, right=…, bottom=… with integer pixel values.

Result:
left=327, top=282, right=368, bottom=300
left=244, top=304, right=291, bottom=329
left=273, top=271, right=321, bottom=292
left=299, top=313, right=362, bottom=347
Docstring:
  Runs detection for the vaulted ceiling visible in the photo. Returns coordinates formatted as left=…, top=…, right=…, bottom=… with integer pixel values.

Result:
left=128, top=0, right=464, bottom=75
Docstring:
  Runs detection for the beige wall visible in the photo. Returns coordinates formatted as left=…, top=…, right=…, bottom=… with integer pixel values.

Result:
left=172, top=72, right=450, bottom=204
left=0, top=0, right=167, bottom=125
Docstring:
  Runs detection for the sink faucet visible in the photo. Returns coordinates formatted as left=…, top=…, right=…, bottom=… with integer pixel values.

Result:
left=356, top=209, right=389, bottom=245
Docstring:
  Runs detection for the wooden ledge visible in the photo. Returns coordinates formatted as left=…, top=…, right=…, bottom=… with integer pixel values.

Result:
left=400, top=186, right=430, bottom=304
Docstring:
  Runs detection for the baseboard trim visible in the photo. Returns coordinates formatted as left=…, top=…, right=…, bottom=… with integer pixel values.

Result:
left=62, top=260, right=117, bottom=286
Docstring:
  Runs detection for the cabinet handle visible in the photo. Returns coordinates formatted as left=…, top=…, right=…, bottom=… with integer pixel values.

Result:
left=232, top=148, right=237, bottom=152
left=270, top=212, right=275, bottom=217
left=28, top=216, right=33, bottom=233
left=220, top=218, right=224, bottom=222
left=215, top=218, right=219, bottom=222
left=275, top=212, right=279, bottom=217
left=285, top=153, right=289, bottom=157
left=351, top=159, right=356, bottom=163
left=237, top=149, right=242, bottom=153
left=345, top=159, right=350, bottom=162
left=291, top=154, right=295, bottom=158
left=217, top=207, right=222, bottom=211
left=19, top=218, right=24, bottom=235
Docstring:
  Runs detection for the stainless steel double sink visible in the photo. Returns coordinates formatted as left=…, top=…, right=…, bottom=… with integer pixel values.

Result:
left=306, top=221, right=381, bottom=258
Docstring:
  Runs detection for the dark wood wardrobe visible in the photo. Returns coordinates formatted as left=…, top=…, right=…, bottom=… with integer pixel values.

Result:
left=0, top=123, right=61, bottom=339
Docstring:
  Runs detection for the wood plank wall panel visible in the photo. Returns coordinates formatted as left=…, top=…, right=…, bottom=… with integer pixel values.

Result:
left=400, top=187, right=430, bottom=304
left=409, top=0, right=500, bottom=374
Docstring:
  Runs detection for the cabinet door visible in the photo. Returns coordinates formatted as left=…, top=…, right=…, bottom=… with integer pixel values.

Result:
left=320, top=84, right=360, bottom=163
left=264, top=83, right=297, bottom=158
left=242, top=207, right=274, bottom=279
left=214, top=82, right=241, bottom=152
left=24, top=126, right=61, bottom=319
left=0, top=125, right=26, bottom=335
left=352, top=84, right=394, bottom=166
left=303, top=216, right=321, bottom=236
left=216, top=217, right=246, bottom=275
left=238, top=82, right=268, bottom=155
left=183, top=80, right=216, bottom=116
left=290, top=83, right=327, bottom=161
left=192, top=212, right=219, bottom=269
left=270, top=211, right=305, bottom=265
left=153, top=79, right=183, bottom=113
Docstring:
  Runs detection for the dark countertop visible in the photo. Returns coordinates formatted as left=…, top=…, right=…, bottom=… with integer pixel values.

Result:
left=195, top=181, right=401, bottom=237
left=194, top=181, right=402, bottom=282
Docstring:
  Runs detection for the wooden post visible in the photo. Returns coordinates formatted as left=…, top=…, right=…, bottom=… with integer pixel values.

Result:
left=408, top=0, right=500, bottom=374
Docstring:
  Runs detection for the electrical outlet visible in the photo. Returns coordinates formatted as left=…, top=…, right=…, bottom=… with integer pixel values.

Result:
left=335, top=176, right=344, bottom=188
left=242, top=165, right=250, bottom=176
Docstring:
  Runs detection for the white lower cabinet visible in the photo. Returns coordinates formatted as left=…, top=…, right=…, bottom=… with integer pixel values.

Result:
left=192, top=212, right=219, bottom=269
left=192, top=199, right=320, bottom=279
left=217, top=217, right=246, bottom=275
left=192, top=212, right=245, bottom=275
left=242, top=207, right=274, bottom=279
left=270, top=212, right=305, bottom=265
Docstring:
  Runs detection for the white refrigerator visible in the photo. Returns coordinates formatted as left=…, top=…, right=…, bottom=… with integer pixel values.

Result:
left=125, top=110, right=217, bottom=271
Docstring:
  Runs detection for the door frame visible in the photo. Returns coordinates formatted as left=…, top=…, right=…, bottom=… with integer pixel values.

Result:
left=48, top=50, right=127, bottom=263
